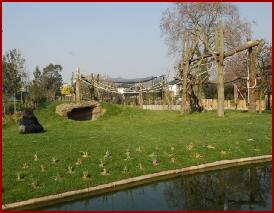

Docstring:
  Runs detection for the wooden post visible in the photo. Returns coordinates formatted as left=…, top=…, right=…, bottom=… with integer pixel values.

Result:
left=75, top=68, right=80, bottom=102
left=139, top=82, right=143, bottom=108
left=13, top=91, right=17, bottom=114
left=215, top=21, right=224, bottom=117
left=247, top=46, right=257, bottom=113
left=233, top=83, right=238, bottom=110
left=181, top=31, right=190, bottom=114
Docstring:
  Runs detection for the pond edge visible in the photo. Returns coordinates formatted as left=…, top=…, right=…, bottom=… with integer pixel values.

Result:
left=2, top=155, right=272, bottom=210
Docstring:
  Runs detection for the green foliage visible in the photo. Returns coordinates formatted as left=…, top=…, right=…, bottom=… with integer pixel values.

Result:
left=42, top=64, right=63, bottom=100
left=2, top=103, right=271, bottom=204
left=2, top=49, right=26, bottom=113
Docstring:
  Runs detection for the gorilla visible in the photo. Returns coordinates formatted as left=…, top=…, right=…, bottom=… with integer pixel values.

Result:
left=19, top=108, right=45, bottom=134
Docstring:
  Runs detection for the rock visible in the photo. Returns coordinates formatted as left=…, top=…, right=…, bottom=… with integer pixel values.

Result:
left=56, top=101, right=105, bottom=121
left=19, top=108, right=44, bottom=134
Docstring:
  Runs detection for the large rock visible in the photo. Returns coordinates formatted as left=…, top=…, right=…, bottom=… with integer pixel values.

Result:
left=19, top=108, right=44, bottom=134
left=56, top=101, right=105, bottom=121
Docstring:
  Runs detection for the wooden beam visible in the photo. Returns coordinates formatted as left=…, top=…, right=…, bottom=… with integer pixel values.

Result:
left=215, top=21, right=224, bottom=117
left=247, top=45, right=257, bottom=112
left=190, top=39, right=264, bottom=64
left=75, top=68, right=80, bottom=102
left=181, top=31, right=190, bottom=114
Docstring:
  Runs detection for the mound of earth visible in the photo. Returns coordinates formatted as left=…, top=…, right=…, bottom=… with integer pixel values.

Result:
left=56, top=101, right=105, bottom=121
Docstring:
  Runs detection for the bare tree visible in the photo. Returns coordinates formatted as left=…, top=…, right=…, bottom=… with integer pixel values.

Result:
left=161, top=2, right=251, bottom=56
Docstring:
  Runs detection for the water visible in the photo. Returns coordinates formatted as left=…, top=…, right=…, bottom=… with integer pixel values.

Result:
left=40, top=163, right=272, bottom=210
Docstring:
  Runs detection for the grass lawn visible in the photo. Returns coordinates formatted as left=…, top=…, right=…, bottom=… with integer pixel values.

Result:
left=2, top=102, right=272, bottom=204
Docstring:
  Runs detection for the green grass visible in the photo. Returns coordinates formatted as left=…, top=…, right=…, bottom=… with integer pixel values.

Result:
left=2, top=102, right=272, bottom=204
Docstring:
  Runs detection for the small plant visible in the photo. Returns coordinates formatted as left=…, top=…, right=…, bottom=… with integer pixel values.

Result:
left=122, top=166, right=128, bottom=174
left=124, top=150, right=131, bottom=161
left=51, top=157, right=59, bottom=164
left=194, top=153, right=202, bottom=159
left=40, top=165, right=45, bottom=172
left=52, top=173, right=63, bottom=182
left=135, top=146, right=142, bottom=153
left=100, top=168, right=109, bottom=176
left=82, top=171, right=90, bottom=180
left=99, top=160, right=104, bottom=168
left=148, top=152, right=156, bottom=159
left=186, top=143, right=193, bottom=151
left=104, top=150, right=111, bottom=159
left=164, top=151, right=173, bottom=157
left=171, top=157, right=176, bottom=164
left=152, top=159, right=159, bottom=166
left=30, top=181, right=40, bottom=189
left=81, top=151, right=89, bottom=158
left=34, top=153, right=38, bottom=161
left=67, top=165, right=74, bottom=174
left=138, top=163, right=144, bottom=171
left=22, top=163, right=28, bottom=169
left=75, top=158, right=82, bottom=166
left=16, top=172, right=25, bottom=181
left=206, top=144, right=215, bottom=149
left=220, top=150, right=226, bottom=155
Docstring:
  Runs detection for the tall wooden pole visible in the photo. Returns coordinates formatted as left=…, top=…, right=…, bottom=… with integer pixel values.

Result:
left=181, top=31, right=190, bottom=114
left=215, top=21, right=224, bottom=117
left=247, top=45, right=258, bottom=113
left=75, top=68, right=81, bottom=102
left=233, top=83, right=238, bottom=110
left=139, top=82, right=143, bottom=108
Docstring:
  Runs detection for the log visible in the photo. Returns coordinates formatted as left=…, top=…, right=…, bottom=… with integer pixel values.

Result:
left=216, top=21, right=224, bottom=117
left=190, top=39, right=264, bottom=64
left=181, top=31, right=190, bottom=114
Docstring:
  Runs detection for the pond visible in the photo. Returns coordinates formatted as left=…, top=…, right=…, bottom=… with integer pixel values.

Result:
left=40, top=162, right=272, bottom=211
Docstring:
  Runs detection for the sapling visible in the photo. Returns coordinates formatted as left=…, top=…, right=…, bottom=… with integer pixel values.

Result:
left=34, top=153, right=38, bottom=161
left=76, top=158, right=82, bottom=166
left=81, top=151, right=89, bottom=158
left=100, top=168, right=109, bottom=176
left=82, top=171, right=90, bottom=180
left=40, top=165, right=45, bottom=172
left=99, top=160, right=104, bottom=168
left=16, top=172, right=24, bottom=181
left=22, top=163, right=28, bottom=169
left=51, top=157, right=59, bottom=164
left=67, top=165, right=74, bottom=174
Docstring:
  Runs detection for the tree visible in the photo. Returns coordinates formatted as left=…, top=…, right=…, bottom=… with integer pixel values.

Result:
left=28, top=66, right=45, bottom=106
left=41, top=64, right=63, bottom=101
left=161, top=3, right=252, bottom=106
left=161, top=2, right=251, bottom=56
left=257, top=43, right=272, bottom=110
left=2, top=49, right=26, bottom=114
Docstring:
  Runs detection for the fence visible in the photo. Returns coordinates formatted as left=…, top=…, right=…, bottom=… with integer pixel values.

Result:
left=143, top=96, right=272, bottom=111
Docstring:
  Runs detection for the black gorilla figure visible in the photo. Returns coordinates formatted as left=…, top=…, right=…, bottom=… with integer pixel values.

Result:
left=19, top=108, right=45, bottom=134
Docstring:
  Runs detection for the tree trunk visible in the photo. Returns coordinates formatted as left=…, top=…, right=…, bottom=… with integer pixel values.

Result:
left=181, top=31, right=190, bottom=114
left=215, top=21, right=224, bottom=117
left=248, top=46, right=257, bottom=113
left=13, top=91, right=17, bottom=114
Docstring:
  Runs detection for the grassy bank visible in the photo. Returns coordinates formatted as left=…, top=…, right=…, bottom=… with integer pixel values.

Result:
left=2, top=102, right=272, bottom=204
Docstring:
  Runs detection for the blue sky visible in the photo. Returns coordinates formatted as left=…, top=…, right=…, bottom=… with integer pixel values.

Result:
left=2, top=2, right=272, bottom=83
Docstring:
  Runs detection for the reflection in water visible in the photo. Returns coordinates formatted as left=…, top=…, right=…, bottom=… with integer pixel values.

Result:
left=41, top=163, right=272, bottom=210
left=164, top=164, right=272, bottom=210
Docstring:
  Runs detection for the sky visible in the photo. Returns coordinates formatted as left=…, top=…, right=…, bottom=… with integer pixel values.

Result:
left=2, top=2, right=272, bottom=83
